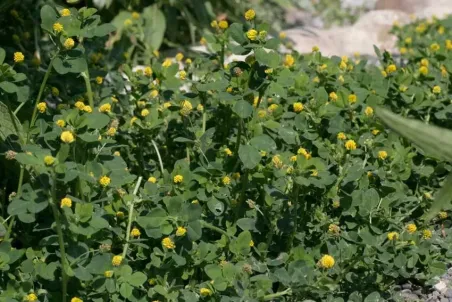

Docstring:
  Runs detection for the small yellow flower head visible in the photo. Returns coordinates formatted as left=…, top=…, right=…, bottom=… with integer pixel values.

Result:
left=104, top=270, right=114, bottom=278
left=364, top=106, right=374, bottom=117
left=185, top=58, right=192, bottom=66
left=400, top=47, right=407, bottom=54
left=329, top=92, right=338, bottom=102
left=420, top=58, right=429, bottom=67
left=162, top=58, right=172, bottom=67
left=430, top=43, right=440, bottom=52
left=259, top=30, right=267, bottom=39
left=219, top=20, right=228, bottom=29
left=311, top=169, right=318, bottom=177
left=378, top=150, right=388, bottom=160
left=339, top=60, right=347, bottom=70
left=116, top=211, right=124, bottom=219
left=318, top=255, right=335, bottom=269
left=387, top=231, right=399, bottom=241
left=222, top=176, right=231, bottom=185
left=438, top=211, right=448, bottom=219
left=264, top=68, right=273, bottom=75
left=447, top=40, right=452, bottom=50
left=244, top=9, right=256, bottom=21
left=249, top=240, right=254, bottom=247
left=148, top=176, right=157, bottom=183
left=99, top=103, right=111, bottom=113
left=419, top=66, right=429, bottom=76
left=328, top=224, right=340, bottom=234
left=143, top=66, right=153, bottom=77
left=176, top=226, right=187, bottom=237
left=37, top=102, right=47, bottom=113
left=200, top=37, right=207, bottom=45
left=61, top=131, right=75, bottom=143
left=337, top=132, right=346, bottom=140
left=441, top=65, right=448, bottom=77
left=180, top=100, right=193, bottom=116
left=191, top=199, right=199, bottom=204
left=60, top=8, right=71, bottom=16
left=200, top=288, right=212, bottom=297
left=433, top=85, right=441, bottom=94
left=381, top=70, right=388, bottom=78
left=348, top=94, right=357, bottom=104
left=141, top=109, right=150, bottom=117
left=96, top=76, right=103, bottom=85
left=25, top=293, right=38, bottom=301
left=14, top=52, right=25, bottom=63
left=405, top=37, right=412, bottom=44
left=224, top=148, right=233, bottom=156
left=99, top=175, right=111, bottom=187
left=53, top=22, right=64, bottom=33
left=60, top=197, right=72, bottom=208
left=173, top=175, right=183, bottom=184
left=293, top=102, right=304, bottom=113
left=64, top=38, right=75, bottom=50
left=438, top=26, right=445, bottom=34
left=416, top=23, right=426, bottom=33
left=332, top=200, right=340, bottom=208
left=124, top=19, right=132, bottom=27
left=113, top=151, right=120, bottom=156
left=71, top=298, right=83, bottom=302
left=284, top=54, right=295, bottom=67
left=131, top=227, right=141, bottom=238
left=279, top=31, right=287, bottom=39
left=345, top=140, right=357, bottom=151
left=106, top=127, right=116, bottom=136
left=399, top=85, right=408, bottom=92
left=312, top=45, right=320, bottom=52
left=246, top=29, right=258, bottom=41
left=150, top=90, right=159, bottom=98
left=406, top=223, right=417, bottom=234
left=75, top=101, right=85, bottom=110
left=112, top=255, right=123, bottom=266
left=210, top=20, right=218, bottom=28
left=422, top=229, right=432, bottom=239
left=174, top=52, right=184, bottom=62
left=197, top=104, right=204, bottom=112
left=132, top=11, right=140, bottom=19
left=44, top=155, right=55, bottom=166
left=386, top=64, right=397, bottom=74
left=179, top=70, right=187, bottom=80
left=82, top=105, right=92, bottom=113
left=162, top=237, right=175, bottom=249
left=268, top=104, right=279, bottom=113
left=290, top=155, right=297, bottom=162
left=297, top=147, right=312, bottom=159
left=272, top=155, right=284, bottom=168
left=56, top=119, right=66, bottom=127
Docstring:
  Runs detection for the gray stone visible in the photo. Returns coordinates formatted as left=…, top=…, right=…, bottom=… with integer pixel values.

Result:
left=434, top=281, right=448, bottom=293
left=441, top=298, right=449, bottom=302
left=446, top=289, right=452, bottom=298
left=402, top=283, right=412, bottom=290
left=400, top=289, right=419, bottom=301
left=413, top=289, right=422, bottom=295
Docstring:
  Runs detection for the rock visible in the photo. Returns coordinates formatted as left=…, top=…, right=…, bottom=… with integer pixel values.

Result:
left=441, top=298, right=449, bottom=302
left=376, top=0, right=452, bottom=18
left=413, top=289, right=423, bottom=295
left=402, top=283, right=412, bottom=290
left=434, top=281, right=448, bottom=293
left=446, top=289, right=452, bottom=298
left=400, top=289, right=419, bottom=301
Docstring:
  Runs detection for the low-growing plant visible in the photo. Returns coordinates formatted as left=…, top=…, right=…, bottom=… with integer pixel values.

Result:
left=0, top=4, right=452, bottom=302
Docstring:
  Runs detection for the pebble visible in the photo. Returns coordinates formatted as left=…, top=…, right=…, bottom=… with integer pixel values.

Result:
left=446, top=289, right=452, bottom=298
left=402, top=283, right=412, bottom=290
left=435, top=281, right=448, bottom=293
left=441, top=298, right=449, bottom=302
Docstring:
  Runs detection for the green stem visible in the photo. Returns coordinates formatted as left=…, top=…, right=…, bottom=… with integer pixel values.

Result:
left=262, top=288, right=292, bottom=301
left=151, top=140, right=164, bottom=175
left=202, top=111, right=207, bottom=134
left=288, top=183, right=300, bottom=249
left=122, top=176, right=143, bottom=258
left=29, top=55, right=57, bottom=133
left=4, top=165, right=24, bottom=241
left=234, top=119, right=242, bottom=155
left=200, top=221, right=230, bottom=240
left=50, top=171, right=68, bottom=302
left=81, top=69, right=94, bottom=108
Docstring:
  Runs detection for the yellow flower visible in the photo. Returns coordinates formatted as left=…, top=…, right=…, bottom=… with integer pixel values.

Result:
left=191, top=200, right=199, bottom=204
left=211, top=20, right=218, bottom=28
left=415, top=23, right=426, bottom=33
left=162, top=58, right=172, bottom=67
left=387, top=232, right=399, bottom=241
left=400, top=47, right=407, bottom=54
left=378, top=150, right=388, bottom=160
left=148, top=176, right=157, bottom=183
left=364, top=106, right=374, bottom=117
left=297, top=147, right=312, bottom=159
left=113, top=151, right=120, bottom=156
left=405, top=37, right=412, bottom=44
left=53, top=22, right=64, bottom=33
left=219, top=20, right=228, bottom=29
left=222, top=176, right=231, bottom=185
left=318, top=255, right=335, bottom=269
left=82, top=105, right=92, bottom=113
left=272, top=155, right=283, bottom=168
left=348, top=94, right=357, bottom=104
left=312, top=45, right=319, bottom=52
left=25, top=293, right=38, bottom=301
left=116, top=211, right=124, bottom=219
left=197, top=104, right=204, bottom=112
left=99, top=175, right=111, bottom=187
left=99, top=103, right=111, bottom=113
left=430, top=43, right=440, bottom=52
left=284, top=54, right=294, bottom=67
left=64, top=38, right=75, bottom=50
left=345, top=140, right=357, bottom=151
left=259, top=30, right=267, bottom=39
left=386, top=64, right=397, bottom=74
left=185, top=58, right=192, bottom=65
left=179, top=70, right=187, bottom=80
left=75, top=101, right=85, bottom=110
left=173, top=175, right=183, bottom=184
left=247, top=29, right=258, bottom=41
left=200, top=37, right=207, bottom=45
left=124, top=19, right=132, bottom=27
left=339, top=60, right=347, bottom=70
left=329, top=92, right=338, bottom=102
left=132, top=11, right=140, bottom=19
left=293, top=102, right=303, bottom=113
left=399, top=85, right=408, bottom=92
left=244, top=9, right=256, bottom=21
left=71, top=298, right=83, bottom=302
left=268, top=104, right=279, bottom=113
left=106, top=127, right=116, bottom=136
left=180, top=100, right=193, bottom=116
left=174, top=53, right=184, bottom=62
left=447, top=40, right=452, bottom=50
left=279, top=32, right=286, bottom=39
left=56, top=119, right=65, bottom=127
left=438, top=211, right=448, bottom=219
left=60, top=197, right=72, bottom=208
left=143, top=66, right=153, bottom=77
left=141, top=109, right=150, bottom=117
left=439, top=26, right=445, bottom=34
left=131, top=228, right=141, bottom=238
left=422, top=229, right=432, bottom=239
left=260, top=150, right=267, bottom=157
left=433, top=85, right=441, bottom=94
left=37, top=102, right=47, bottom=113
left=337, top=132, right=346, bottom=140
left=249, top=240, right=254, bottom=247
left=200, top=288, right=212, bottom=297
left=112, top=255, right=123, bottom=266
left=96, top=76, right=103, bottom=85
left=14, top=52, right=24, bottom=63
left=104, top=270, right=114, bottom=278
left=162, top=237, right=175, bottom=249
left=381, top=70, right=387, bottom=78
left=176, top=226, right=187, bottom=237
left=332, top=200, right=340, bottom=208
left=419, top=66, right=429, bottom=76
left=441, top=65, right=448, bottom=77
left=420, top=58, right=429, bottom=67
left=60, top=8, right=71, bottom=16
left=406, top=223, right=417, bottom=234
left=44, top=155, right=55, bottom=166
left=328, top=224, right=340, bottom=234
left=224, top=148, right=233, bottom=156
left=150, top=90, right=159, bottom=98
left=61, top=131, right=75, bottom=143
left=311, top=169, right=318, bottom=177
left=372, top=129, right=380, bottom=136
left=290, top=155, right=297, bottom=162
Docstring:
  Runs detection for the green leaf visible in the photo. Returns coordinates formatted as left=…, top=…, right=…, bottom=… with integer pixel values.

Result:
left=237, top=218, right=257, bottom=231
left=423, top=173, right=452, bottom=221
left=14, top=154, right=43, bottom=166
left=75, top=203, right=93, bottom=223
left=0, top=101, right=23, bottom=142
left=249, top=135, right=276, bottom=152
left=233, top=100, right=253, bottom=119
left=74, top=266, right=93, bottom=281
left=93, top=23, right=116, bottom=37
left=0, top=82, right=18, bottom=94
left=239, top=145, right=261, bottom=169
left=0, top=48, right=5, bottom=64
left=228, top=23, right=247, bottom=44
left=142, top=5, right=166, bottom=50
left=53, top=57, right=88, bottom=75
left=137, top=208, right=167, bottom=228
left=40, top=5, right=58, bottom=33
left=364, top=292, right=382, bottom=302
left=82, top=113, right=111, bottom=129
left=128, top=272, right=147, bottom=286
left=120, top=282, right=133, bottom=298
left=254, top=48, right=280, bottom=68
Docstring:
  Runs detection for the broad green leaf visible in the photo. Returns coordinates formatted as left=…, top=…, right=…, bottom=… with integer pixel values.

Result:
left=142, top=5, right=166, bottom=50
left=233, top=100, right=253, bottom=119
left=75, top=203, right=93, bottom=223
left=228, top=23, right=247, bottom=44
left=423, top=173, right=452, bottom=221
left=0, top=48, right=5, bottom=64
left=53, top=57, right=88, bottom=75
left=249, top=135, right=277, bottom=152
left=40, top=5, right=58, bottom=32
left=0, top=82, right=18, bottom=94
left=128, top=272, right=147, bottom=286
left=239, top=145, right=261, bottom=169
left=0, top=101, right=23, bottom=142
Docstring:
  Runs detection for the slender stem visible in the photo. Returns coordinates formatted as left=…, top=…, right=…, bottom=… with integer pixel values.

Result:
left=234, top=119, right=242, bottom=155
left=200, top=221, right=230, bottom=240
left=81, top=69, right=94, bottom=108
left=122, top=176, right=143, bottom=258
left=220, top=42, right=225, bottom=68
left=288, top=183, right=300, bottom=249
left=29, top=55, right=57, bottom=132
left=4, top=165, right=24, bottom=241
left=263, top=288, right=292, bottom=301
left=50, top=171, right=68, bottom=302
left=151, top=140, right=164, bottom=175
left=186, top=147, right=190, bottom=162
left=69, top=249, right=100, bottom=267
left=13, top=102, right=25, bottom=115
left=202, top=111, right=207, bottom=134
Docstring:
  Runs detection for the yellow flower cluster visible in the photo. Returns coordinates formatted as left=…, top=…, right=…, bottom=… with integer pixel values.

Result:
left=99, top=175, right=111, bottom=187
left=99, top=103, right=111, bottom=113
left=162, top=237, right=175, bottom=249
left=318, top=255, right=335, bottom=269
left=61, top=131, right=75, bottom=143
left=406, top=223, right=417, bottom=234
left=131, top=227, right=141, bottom=237
left=112, top=255, right=123, bottom=266
left=60, top=197, right=72, bottom=208
left=387, top=231, right=399, bottom=241
left=173, top=175, right=183, bottom=183
left=176, top=226, right=187, bottom=237
left=297, top=147, right=311, bottom=159
left=293, top=102, right=303, bottom=113
left=37, top=102, right=47, bottom=113
left=180, top=100, right=193, bottom=116
left=345, top=140, right=357, bottom=151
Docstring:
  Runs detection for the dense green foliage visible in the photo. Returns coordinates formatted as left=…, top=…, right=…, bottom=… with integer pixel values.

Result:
left=1, top=3, right=452, bottom=302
